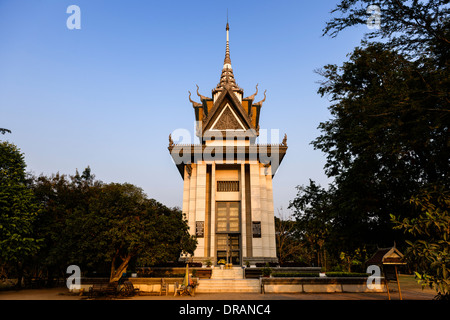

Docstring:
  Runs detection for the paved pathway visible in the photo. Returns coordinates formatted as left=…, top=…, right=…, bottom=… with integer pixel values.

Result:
left=0, top=275, right=437, bottom=300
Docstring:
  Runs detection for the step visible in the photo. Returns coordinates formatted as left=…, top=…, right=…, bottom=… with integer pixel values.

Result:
left=211, top=267, right=244, bottom=280
left=197, top=279, right=260, bottom=293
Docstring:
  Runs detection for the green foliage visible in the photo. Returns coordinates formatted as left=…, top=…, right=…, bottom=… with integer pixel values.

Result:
left=0, top=141, right=27, bottom=183
left=292, top=0, right=450, bottom=272
left=288, top=180, right=333, bottom=268
left=32, top=168, right=197, bottom=283
left=32, top=168, right=99, bottom=272
left=323, top=0, right=449, bottom=60
left=325, top=272, right=369, bottom=277
left=272, top=272, right=319, bottom=278
left=391, top=186, right=450, bottom=299
left=275, top=213, right=308, bottom=265
left=339, top=248, right=369, bottom=273
left=261, top=263, right=272, bottom=277
left=0, top=142, right=42, bottom=286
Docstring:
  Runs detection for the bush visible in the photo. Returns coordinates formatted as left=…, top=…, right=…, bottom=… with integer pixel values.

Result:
left=255, top=262, right=279, bottom=267
left=325, top=272, right=369, bottom=277
left=279, top=261, right=310, bottom=267
left=272, top=272, right=319, bottom=277
left=150, top=262, right=202, bottom=268
left=137, top=271, right=185, bottom=278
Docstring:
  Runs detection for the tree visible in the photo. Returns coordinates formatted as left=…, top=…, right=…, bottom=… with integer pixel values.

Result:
left=323, top=0, right=450, bottom=60
left=0, top=141, right=41, bottom=287
left=33, top=169, right=197, bottom=283
left=64, top=182, right=197, bottom=282
left=315, top=43, right=443, bottom=251
left=391, top=186, right=450, bottom=300
left=275, top=210, right=306, bottom=265
left=289, top=180, right=334, bottom=268
left=316, top=41, right=448, bottom=186
left=135, top=201, right=197, bottom=268
left=309, top=0, right=449, bottom=263
left=323, top=1, right=449, bottom=124
left=32, top=168, right=98, bottom=285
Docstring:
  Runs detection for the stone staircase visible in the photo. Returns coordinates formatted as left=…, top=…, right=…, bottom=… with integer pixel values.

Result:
left=197, top=267, right=260, bottom=293
left=210, top=267, right=244, bottom=279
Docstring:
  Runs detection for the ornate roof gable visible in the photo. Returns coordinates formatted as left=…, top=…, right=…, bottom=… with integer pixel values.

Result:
left=211, top=105, right=246, bottom=131
left=202, top=87, right=253, bottom=132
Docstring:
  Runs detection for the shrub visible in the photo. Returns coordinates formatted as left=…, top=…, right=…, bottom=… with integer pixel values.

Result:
left=255, top=262, right=279, bottom=267
left=272, top=272, right=319, bottom=277
left=325, top=272, right=369, bottom=277
left=279, top=261, right=310, bottom=267
left=261, top=264, right=272, bottom=277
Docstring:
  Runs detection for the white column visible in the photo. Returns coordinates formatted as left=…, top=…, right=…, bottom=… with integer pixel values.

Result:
left=188, top=164, right=197, bottom=239
left=240, top=162, right=247, bottom=264
left=180, top=166, right=192, bottom=260
left=182, top=166, right=191, bottom=224
left=188, top=164, right=198, bottom=258
left=249, top=162, right=262, bottom=257
left=194, top=162, right=207, bottom=258
left=259, top=164, right=269, bottom=257
left=265, top=165, right=277, bottom=258
left=210, top=163, right=216, bottom=262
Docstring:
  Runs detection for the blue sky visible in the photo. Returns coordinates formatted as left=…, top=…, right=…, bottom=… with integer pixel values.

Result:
left=0, top=0, right=369, bottom=214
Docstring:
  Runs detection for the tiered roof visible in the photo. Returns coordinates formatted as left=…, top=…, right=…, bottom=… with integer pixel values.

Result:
left=188, top=23, right=268, bottom=139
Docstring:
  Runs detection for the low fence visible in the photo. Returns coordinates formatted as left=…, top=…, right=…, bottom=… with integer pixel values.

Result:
left=136, top=267, right=212, bottom=279
left=260, top=277, right=386, bottom=293
left=128, top=277, right=199, bottom=294
left=76, top=277, right=199, bottom=295
left=72, top=275, right=385, bottom=294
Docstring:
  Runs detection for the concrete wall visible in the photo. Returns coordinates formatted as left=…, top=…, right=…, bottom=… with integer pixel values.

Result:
left=72, top=277, right=386, bottom=294
left=262, top=277, right=387, bottom=293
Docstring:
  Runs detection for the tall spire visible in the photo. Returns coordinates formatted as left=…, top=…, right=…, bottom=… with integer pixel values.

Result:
left=224, top=22, right=231, bottom=68
left=215, top=21, right=241, bottom=92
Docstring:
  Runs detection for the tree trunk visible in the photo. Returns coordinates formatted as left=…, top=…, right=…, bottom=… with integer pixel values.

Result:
left=46, top=265, right=54, bottom=288
left=110, top=253, right=132, bottom=283
left=15, top=262, right=23, bottom=289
